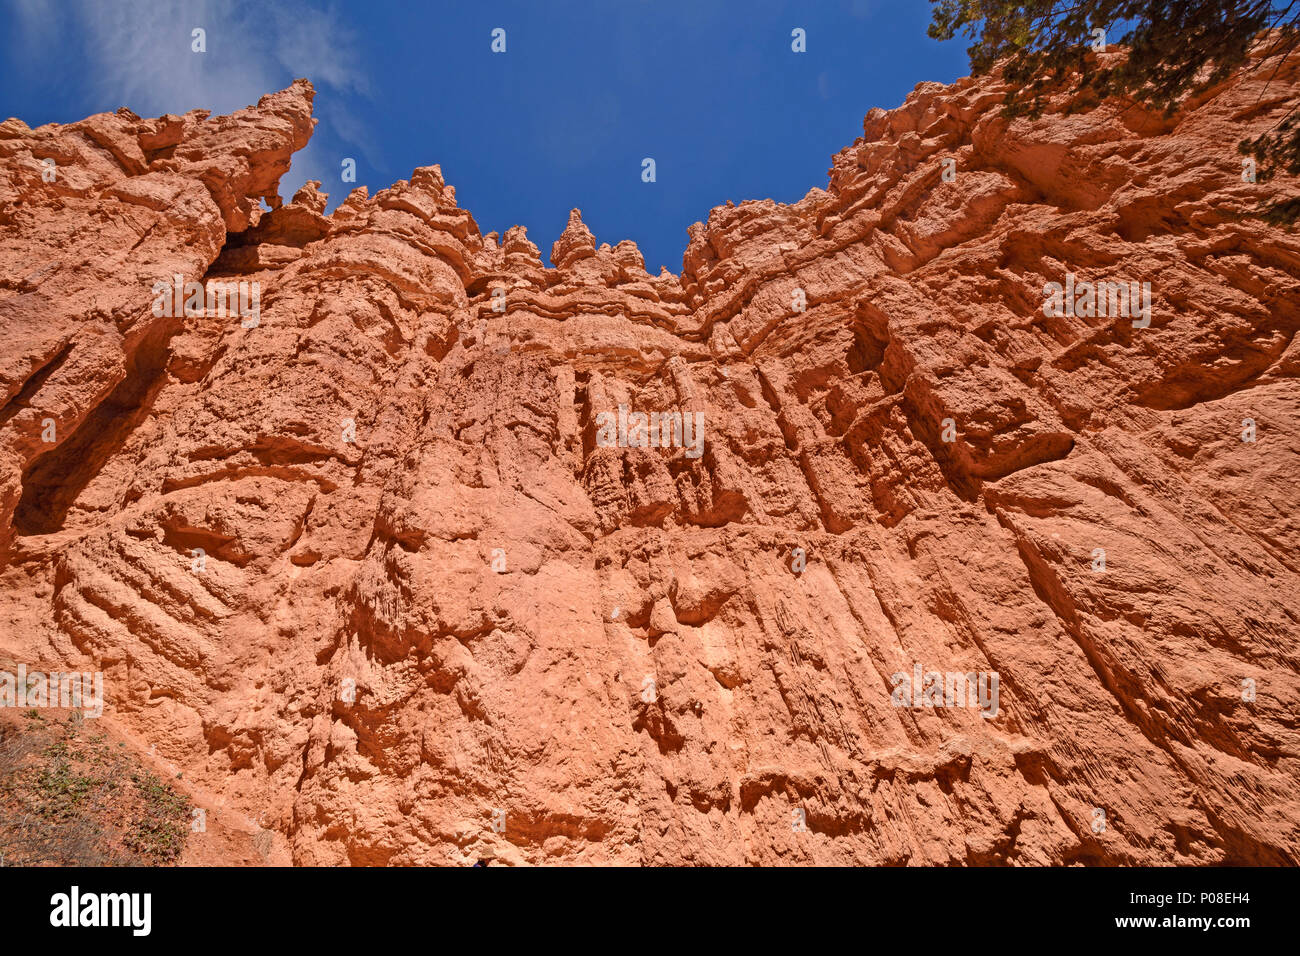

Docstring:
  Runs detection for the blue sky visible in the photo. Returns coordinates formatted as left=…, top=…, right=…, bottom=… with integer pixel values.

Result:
left=0, top=0, right=972, bottom=273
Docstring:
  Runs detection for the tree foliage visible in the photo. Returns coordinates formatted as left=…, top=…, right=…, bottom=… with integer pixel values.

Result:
left=928, top=1, right=1300, bottom=224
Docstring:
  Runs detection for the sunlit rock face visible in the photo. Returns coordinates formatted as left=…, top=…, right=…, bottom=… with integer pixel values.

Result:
left=0, top=45, right=1297, bottom=866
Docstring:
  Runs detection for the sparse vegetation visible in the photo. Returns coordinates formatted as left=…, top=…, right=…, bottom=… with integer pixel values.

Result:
left=929, top=0, right=1300, bottom=224
left=0, top=710, right=192, bottom=865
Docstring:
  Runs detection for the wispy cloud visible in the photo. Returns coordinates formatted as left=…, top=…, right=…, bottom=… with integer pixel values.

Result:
left=268, top=3, right=371, bottom=99
left=8, top=0, right=382, bottom=205
left=14, top=0, right=262, bottom=116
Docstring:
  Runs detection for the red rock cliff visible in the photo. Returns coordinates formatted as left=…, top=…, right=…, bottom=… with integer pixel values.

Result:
left=0, top=47, right=1297, bottom=865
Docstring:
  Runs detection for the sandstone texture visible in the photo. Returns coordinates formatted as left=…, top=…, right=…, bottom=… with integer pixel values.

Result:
left=0, top=46, right=1297, bottom=866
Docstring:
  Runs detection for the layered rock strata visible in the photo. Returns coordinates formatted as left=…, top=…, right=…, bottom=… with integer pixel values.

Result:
left=0, top=48, right=1297, bottom=864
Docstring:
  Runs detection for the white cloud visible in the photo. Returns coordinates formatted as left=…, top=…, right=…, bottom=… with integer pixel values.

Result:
left=9, top=0, right=379, bottom=205
left=268, top=3, right=371, bottom=98
left=12, top=0, right=263, bottom=117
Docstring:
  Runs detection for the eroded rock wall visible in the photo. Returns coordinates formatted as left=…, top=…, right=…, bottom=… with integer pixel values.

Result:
left=0, top=47, right=1297, bottom=865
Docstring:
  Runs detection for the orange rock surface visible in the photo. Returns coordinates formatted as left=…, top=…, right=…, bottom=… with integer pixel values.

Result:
left=0, top=47, right=1297, bottom=865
